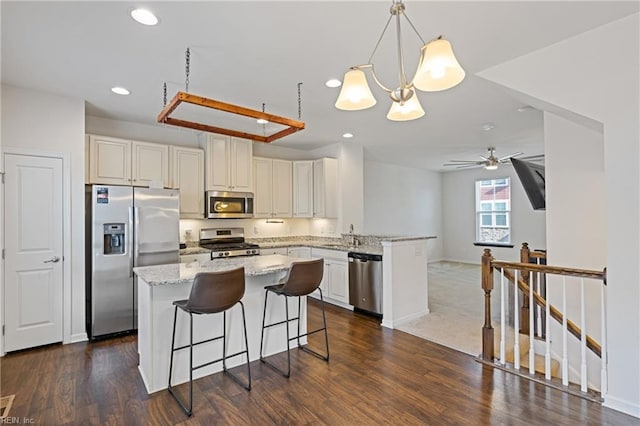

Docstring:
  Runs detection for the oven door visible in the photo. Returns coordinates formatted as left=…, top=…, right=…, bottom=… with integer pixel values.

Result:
left=206, top=191, right=254, bottom=219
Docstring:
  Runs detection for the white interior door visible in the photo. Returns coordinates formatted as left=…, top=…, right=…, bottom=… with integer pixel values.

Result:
left=4, top=154, right=64, bottom=352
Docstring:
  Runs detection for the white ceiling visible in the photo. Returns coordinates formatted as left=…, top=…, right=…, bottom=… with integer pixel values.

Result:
left=2, top=1, right=638, bottom=170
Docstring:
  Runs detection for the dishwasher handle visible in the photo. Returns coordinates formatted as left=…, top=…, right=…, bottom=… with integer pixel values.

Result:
left=348, top=252, right=382, bottom=262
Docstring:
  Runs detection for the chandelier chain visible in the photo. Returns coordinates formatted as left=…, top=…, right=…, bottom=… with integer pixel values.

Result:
left=297, top=82, right=303, bottom=120
left=185, top=48, right=190, bottom=92
left=163, top=82, right=167, bottom=107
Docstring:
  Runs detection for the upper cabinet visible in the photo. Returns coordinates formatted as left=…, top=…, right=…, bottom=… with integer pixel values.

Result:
left=205, top=134, right=252, bottom=192
left=293, top=161, right=314, bottom=218
left=313, top=158, right=338, bottom=218
left=254, top=157, right=292, bottom=218
left=88, top=135, right=169, bottom=187
left=169, top=146, right=205, bottom=219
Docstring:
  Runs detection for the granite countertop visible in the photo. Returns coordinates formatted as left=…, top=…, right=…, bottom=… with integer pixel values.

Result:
left=134, top=254, right=299, bottom=286
left=179, top=235, right=436, bottom=257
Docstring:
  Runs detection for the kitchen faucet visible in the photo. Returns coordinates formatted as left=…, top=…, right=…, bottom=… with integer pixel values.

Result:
left=349, top=224, right=358, bottom=246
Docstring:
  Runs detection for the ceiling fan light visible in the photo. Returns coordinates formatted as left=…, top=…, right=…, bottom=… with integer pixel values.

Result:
left=386, top=96, right=425, bottom=121
left=485, top=164, right=499, bottom=170
left=413, top=37, right=465, bottom=92
left=335, top=69, right=377, bottom=111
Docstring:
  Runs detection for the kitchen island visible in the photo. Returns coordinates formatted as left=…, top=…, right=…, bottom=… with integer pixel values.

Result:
left=133, top=255, right=309, bottom=394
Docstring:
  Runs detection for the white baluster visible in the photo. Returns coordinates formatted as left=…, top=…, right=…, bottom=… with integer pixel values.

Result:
left=514, top=270, right=520, bottom=370
left=536, top=268, right=542, bottom=337
left=562, top=276, right=568, bottom=386
left=500, top=267, right=506, bottom=365
left=580, top=278, right=588, bottom=393
left=545, top=274, right=551, bottom=380
left=600, top=280, right=607, bottom=395
left=529, top=271, right=535, bottom=375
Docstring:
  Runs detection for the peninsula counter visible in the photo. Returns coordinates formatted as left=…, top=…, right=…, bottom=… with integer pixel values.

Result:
left=133, top=254, right=308, bottom=394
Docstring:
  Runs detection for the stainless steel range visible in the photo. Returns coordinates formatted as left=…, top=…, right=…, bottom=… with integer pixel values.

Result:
left=199, top=227, right=260, bottom=259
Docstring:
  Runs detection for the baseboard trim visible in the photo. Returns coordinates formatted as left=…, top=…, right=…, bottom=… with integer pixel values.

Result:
left=68, top=333, right=88, bottom=344
left=603, top=395, right=640, bottom=419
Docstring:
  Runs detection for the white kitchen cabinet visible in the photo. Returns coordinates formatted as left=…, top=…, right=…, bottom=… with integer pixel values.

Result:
left=313, top=158, right=338, bottom=218
left=261, top=247, right=288, bottom=255
left=288, top=247, right=311, bottom=258
left=253, top=157, right=292, bottom=218
left=293, top=161, right=313, bottom=217
left=88, top=135, right=168, bottom=187
left=169, top=146, right=205, bottom=218
left=180, top=253, right=211, bottom=263
left=205, top=133, right=252, bottom=192
left=310, top=248, right=350, bottom=305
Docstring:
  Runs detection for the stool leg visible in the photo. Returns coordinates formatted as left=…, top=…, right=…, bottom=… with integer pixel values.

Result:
left=167, top=308, right=194, bottom=416
left=284, top=295, right=291, bottom=378
left=296, top=296, right=302, bottom=348
left=222, top=310, right=227, bottom=372
left=298, top=289, right=330, bottom=362
left=239, top=301, right=252, bottom=390
left=259, top=289, right=269, bottom=361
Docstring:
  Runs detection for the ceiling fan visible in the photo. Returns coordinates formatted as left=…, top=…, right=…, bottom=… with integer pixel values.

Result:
left=443, top=147, right=525, bottom=170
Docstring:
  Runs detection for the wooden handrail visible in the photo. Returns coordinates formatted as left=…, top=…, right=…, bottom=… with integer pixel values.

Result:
left=499, top=268, right=602, bottom=358
left=491, top=261, right=606, bottom=282
left=481, top=248, right=605, bottom=362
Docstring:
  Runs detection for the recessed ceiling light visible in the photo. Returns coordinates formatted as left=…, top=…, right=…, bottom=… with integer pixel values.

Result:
left=481, top=123, right=495, bottom=131
left=131, top=9, right=158, bottom=26
left=342, top=133, right=354, bottom=138
left=326, top=79, right=342, bottom=88
left=111, top=87, right=130, bottom=95
left=256, top=118, right=269, bottom=124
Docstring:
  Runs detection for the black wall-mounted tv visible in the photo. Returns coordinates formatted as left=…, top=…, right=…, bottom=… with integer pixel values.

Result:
left=511, top=158, right=545, bottom=211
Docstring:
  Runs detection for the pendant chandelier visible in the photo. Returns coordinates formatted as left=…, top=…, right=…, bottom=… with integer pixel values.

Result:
left=335, top=0, right=465, bottom=121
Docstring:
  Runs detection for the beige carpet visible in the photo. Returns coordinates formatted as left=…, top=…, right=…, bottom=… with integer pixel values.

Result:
left=397, top=261, right=501, bottom=357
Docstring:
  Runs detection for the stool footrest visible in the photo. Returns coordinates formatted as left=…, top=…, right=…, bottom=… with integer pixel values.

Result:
left=173, top=334, right=224, bottom=352
left=194, top=349, right=249, bottom=371
left=263, top=316, right=300, bottom=329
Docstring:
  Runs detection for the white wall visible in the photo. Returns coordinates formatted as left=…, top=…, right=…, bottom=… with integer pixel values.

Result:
left=364, top=160, right=443, bottom=261
left=441, top=165, right=546, bottom=264
left=478, top=14, right=640, bottom=416
left=1, top=83, right=86, bottom=344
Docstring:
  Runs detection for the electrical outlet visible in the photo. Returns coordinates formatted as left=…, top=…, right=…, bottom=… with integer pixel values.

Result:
left=254, top=226, right=259, bottom=235
left=414, top=247, right=423, bottom=256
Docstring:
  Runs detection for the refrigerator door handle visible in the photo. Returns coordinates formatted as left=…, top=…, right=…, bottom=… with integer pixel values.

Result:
left=133, top=206, right=140, bottom=272
left=128, top=206, right=134, bottom=278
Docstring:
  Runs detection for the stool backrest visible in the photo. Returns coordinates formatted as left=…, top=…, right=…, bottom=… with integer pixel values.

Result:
left=279, top=259, right=324, bottom=296
left=185, top=267, right=245, bottom=314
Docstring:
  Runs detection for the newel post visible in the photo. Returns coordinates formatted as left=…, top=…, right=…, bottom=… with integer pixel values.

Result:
left=520, top=242, right=530, bottom=335
left=481, top=249, right=494, bottom=361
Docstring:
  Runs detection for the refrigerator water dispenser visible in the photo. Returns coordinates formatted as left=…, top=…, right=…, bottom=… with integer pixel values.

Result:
left=103, top=223, right=125, bottom=255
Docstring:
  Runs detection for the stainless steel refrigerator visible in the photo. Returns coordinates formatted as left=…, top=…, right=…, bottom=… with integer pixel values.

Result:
left=85, top=185, right=180, bottom=338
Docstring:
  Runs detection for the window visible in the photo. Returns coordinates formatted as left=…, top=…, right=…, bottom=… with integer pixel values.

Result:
left=475, top=178, right=511, bottom=244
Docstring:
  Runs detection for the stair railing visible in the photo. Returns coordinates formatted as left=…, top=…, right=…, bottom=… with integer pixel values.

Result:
left=481, top=247, right=607, bottom=394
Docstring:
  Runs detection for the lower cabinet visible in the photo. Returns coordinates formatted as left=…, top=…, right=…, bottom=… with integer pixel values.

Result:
left=310, top=248, right=350, bottom=306
left=261, top=247, right=288, bottom=255
left=287, top=247, right=311, bottom=258
left=180, top=253, right=211, bottom=263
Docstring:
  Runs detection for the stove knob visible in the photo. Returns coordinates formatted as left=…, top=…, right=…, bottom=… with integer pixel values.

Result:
left=225, top=252, right=230, bottom=256
left=218, top=252, right=224, bottom=257
left=252, top=249, right=257, bottom=254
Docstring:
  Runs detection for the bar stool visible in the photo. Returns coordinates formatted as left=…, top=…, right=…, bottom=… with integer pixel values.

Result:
left=259, top=258, right=329, bottom=378
left=168, top=267, right=251, bottom=417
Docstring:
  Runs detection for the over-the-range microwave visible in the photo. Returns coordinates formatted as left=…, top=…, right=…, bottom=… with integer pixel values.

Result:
left=206, top=191, right=254, bottom=219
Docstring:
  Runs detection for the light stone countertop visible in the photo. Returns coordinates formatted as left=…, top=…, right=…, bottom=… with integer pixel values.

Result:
left=134, top=254, right=304, bottom=286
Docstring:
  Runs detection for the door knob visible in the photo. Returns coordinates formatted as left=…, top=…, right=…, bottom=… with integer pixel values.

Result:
left=44, top=256, right=60, bottom=263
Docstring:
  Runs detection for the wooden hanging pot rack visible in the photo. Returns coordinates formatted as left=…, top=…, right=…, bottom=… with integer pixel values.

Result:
left=157, top=91, right=305, bottom=143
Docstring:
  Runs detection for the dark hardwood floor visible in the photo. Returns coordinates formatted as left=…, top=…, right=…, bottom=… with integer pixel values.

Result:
left=1, top=300, right=637, bottom=425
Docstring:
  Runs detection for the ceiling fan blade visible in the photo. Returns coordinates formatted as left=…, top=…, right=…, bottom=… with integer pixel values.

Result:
left=446, top=160, right=483, bottom=163
left=498, top=152, right=523, bottom=161
left=456, top=164, right=482, bottom=169
left=518, top=154, right=545, bottom=161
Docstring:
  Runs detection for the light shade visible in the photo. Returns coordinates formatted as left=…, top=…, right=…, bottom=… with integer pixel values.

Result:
left=335, top=69, right=377, bottom=110
left=386, top=96, right=425, bottom=121
left=413, top=38, right=465, bottom=92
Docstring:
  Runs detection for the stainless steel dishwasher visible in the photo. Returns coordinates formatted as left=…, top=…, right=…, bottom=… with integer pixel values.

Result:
left=348, top=252, right=383, bottom=315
